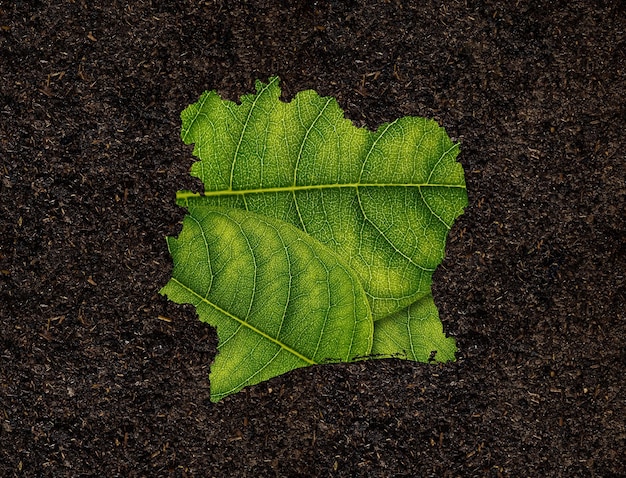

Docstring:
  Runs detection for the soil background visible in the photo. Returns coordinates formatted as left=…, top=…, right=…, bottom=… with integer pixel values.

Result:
left=1, top=1, right=625, bottom=476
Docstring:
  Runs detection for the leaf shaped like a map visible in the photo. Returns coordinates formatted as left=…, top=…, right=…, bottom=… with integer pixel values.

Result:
left=174, top=77, right=467, bottom=370
left=161, top=207, right=373, bottom=402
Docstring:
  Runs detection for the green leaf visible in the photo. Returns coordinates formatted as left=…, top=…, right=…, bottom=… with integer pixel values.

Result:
left=161, top=207, right=373, bottom=402
left=175, top=77, right=467, bottom=365
left=372, top=295, right=456, bottom=362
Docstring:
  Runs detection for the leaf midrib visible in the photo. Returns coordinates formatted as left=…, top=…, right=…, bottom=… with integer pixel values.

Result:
left=176, top=182, right=466, bottom=199
left=168, top=277, right=318, bottom=366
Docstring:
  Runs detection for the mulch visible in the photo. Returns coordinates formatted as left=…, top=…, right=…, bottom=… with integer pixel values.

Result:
left=1, top=1, right=625, bottom=476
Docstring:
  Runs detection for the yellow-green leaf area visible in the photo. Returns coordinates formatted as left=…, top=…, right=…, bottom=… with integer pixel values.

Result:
left=372, top=295, right=457, bottom=362
left=165, top=77, right=468, bottom=401
left=161, top=207, right=373, bottom=402
left=178, top=77, right=467, bottom=322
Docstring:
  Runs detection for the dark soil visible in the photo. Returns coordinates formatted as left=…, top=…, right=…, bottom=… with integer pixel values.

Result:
left=1, top=1, right=625, bottom=476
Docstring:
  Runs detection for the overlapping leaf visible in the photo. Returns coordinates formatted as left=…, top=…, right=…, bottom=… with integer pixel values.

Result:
left=161, top=207, right=372, bottom=401
left=162, top=77, right=467, bottom=401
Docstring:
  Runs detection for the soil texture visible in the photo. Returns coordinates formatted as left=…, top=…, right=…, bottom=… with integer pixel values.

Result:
left=1, top=1, right=625, bottom=476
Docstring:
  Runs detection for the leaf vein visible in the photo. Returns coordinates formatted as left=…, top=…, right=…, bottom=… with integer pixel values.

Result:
left=168, top=277, right=317, bottom=366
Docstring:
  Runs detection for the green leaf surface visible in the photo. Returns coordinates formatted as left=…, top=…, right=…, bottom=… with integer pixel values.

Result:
left=161, top=207, right=373, bottom=402
left=177, top=78, right=466, bottom=340
left=163, top=77, right=467, bottom=400
left=372, top=295, right=456, bottom=362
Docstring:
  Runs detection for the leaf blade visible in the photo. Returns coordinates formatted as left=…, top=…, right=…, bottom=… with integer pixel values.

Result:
left=161, top=207, right=373, bottom=401
left=179, top=78, right=466, bottom=322
left=372, top=295, right=457, bottom=362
